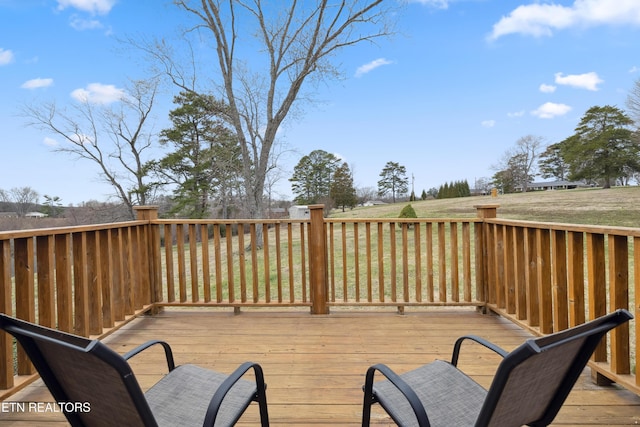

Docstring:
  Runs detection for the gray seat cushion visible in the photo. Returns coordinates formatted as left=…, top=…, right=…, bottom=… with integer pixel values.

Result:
left=373, top=360, right=487, bottom=427
left=145, top=364, right=257, bottom=427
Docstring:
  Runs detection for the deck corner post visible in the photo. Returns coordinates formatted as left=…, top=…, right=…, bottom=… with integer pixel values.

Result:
left=134, top=206, right=163, bottom=313
left=309, top=204, right=329, bottom=315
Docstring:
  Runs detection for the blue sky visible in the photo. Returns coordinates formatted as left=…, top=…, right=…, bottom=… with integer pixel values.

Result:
left=2, top=0, right=640, bottom=206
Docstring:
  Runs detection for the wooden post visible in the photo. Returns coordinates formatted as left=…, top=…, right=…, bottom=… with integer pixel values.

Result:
left=475, top=204, right=500, bottom=312
left=309, top=205, right=329, bottom=314
left=134, top=206, right=162, bottom=312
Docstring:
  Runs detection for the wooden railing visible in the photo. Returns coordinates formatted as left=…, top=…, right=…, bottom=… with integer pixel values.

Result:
left=482, top=212, right=639, bottom=394
left=0, top=204, right=637, bottom=396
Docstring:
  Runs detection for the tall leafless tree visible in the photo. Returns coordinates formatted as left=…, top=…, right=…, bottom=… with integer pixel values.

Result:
left=22, top=78, right=160, bottom=219
left=493, top=135, right=544, bottom=192
left=166, top=0, right=394, bottom=220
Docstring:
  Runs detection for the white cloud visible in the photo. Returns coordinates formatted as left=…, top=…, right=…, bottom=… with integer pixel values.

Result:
left=539, top=83, right=556, bottom=93
left=488, top=0, right=640, bottom=40
left=355, top=58, right=393, bottom=77
left=21, top=78, right=54, bottom=89
left=71, top=83, right=125, bottom=104
left=481, top=120, right=496, bottom=128
left=43, top=137, right=58, bottom=147
left=507, top=110, right=525, bottom=118
left=0, top=48, right=14, bottom=66
left=69, top=15, right=103, bottom=30
left=531, top=102, right=572, bottom=119
left=56, top=0, right=115, bottom=15
left=629, top=66, right=639, bottom=73
left=555, top=71, right=603, bottom=91
left=408, top=0, right=450, bottom=9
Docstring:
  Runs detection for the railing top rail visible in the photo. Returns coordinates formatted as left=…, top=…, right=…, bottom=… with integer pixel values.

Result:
left=0, top=220, right=148, bottom=240
left=485, top=217, right=640, bottom=236
left=325, top=217, right=482, bottom=224
left=152, top=218, right=310, bottom=225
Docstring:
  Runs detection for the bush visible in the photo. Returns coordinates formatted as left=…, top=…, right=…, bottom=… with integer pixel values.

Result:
left=399, top=204, right=417, bottom=219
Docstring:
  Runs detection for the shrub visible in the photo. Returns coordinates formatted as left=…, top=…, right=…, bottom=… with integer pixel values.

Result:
left=399, top=204, right=417, bottom=219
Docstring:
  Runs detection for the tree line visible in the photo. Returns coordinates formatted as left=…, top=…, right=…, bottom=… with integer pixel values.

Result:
left=21, top=1, right=394, bottom=221
left=493, top=104, right=640, bottom=193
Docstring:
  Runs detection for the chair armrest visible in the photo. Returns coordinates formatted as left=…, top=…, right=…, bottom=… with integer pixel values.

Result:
left=363, top=364, right=430, bottom=427
left=451, top=335, right=509, bottom=367
left=122, top=340, right=176, bottom=372
left=203, top=361, right=268, bottom=426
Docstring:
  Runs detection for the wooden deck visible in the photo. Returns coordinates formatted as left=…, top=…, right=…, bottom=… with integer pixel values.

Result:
left=1, top=308, right=639, bottom=426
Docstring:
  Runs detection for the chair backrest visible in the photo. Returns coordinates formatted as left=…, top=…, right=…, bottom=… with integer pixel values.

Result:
left=476, top=309, right=633, bottom=427
left=0, top=314, right=157, bottom=427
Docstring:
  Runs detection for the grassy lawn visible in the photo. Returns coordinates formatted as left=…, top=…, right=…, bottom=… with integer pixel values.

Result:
left=329, top=186, right=640, bottom=227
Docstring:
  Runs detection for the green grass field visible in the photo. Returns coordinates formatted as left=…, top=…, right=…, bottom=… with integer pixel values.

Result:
left=329, top=186, right=640, bottom=227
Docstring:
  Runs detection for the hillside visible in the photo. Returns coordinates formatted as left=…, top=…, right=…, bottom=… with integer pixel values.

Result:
left=329, top=187, right=640, bottom=228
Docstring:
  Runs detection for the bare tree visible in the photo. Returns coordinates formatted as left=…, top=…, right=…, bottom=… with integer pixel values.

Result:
left=22, top=78, right=160, bottom=219
left=9, top=187, right=39, bottom=217
left=493, top=135, right=544, bottom=192
left=166, top=0, right=394, bottom=220
left=626, top=77, right=640, bottom=126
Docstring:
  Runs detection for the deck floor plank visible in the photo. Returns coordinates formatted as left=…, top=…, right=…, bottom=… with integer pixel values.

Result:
left=1, top=308, right=639, bottom=425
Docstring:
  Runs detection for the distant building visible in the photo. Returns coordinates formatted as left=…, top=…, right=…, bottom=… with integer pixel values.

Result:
left=362, top=200, right=387, bottom=207
left=515, top=180, right=590, bottom=192
left=25, top=212, right=48, bottom=218
left=288, top=205, right=310, bottom=219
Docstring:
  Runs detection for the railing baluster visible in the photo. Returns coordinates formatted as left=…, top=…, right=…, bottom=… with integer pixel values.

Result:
left=426, top=223, right=434, bottom=301
left=414, top=223, right=422, bottom=302
left=201, top=224, right=211, bottom=303
left=263, top=223, right=270, bottom=303
left=226, top=224, right=235, bottom=303
left=504, top=226, right=515, bottom=313
left=514, top=227, right=526, bottom=320
left=213, top=224, right=223, bottom=303
left=401, top=223, right=409, bottom=302
left=525, top=228, right=539, bottom=327
left=275, top=223, right=283, bottom=303
left=388, top=223, right=396, bottom=302
left=0, top=239, right=12, bottom=388
left=608, top=234, right=630, bottom=374
left=537, top=228, right=553, bottom=334
left=438, top=222, right=446, bottom=302
left=36, top=235, right=55, bottom=328
left=163, top=225, right=175, bottom=303
left=366, top=222, right=373, bottom=302
left=72, top=233, right=89, bottom=336
left=55, top=234, right=73, bottom=332
left=86, top=231, right=102, bottom=335
left=567, top=231, right=585, bottom=327
left=238, top=224, right=247, bottom=303
left=462, top=222, right=471, bottom=302
left=189, top=225, right=199, bottom=303
left=176, top=224, right=187, bottom=303
left=495, top=224, right=505, bottom=308
left=587, top=233, right=607, bottom=362
left=552, top=230, right=569, bottom=331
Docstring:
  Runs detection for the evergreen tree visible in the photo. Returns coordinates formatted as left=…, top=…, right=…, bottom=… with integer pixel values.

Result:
left=377, top=161, right=409, bottom=203
left=330, top=162, right=357, bottom=211
left=153, top=91, right=241, bottom=218
left=290, top=150, right=341, bottom=204
left=561, top=105, right=638, bottom=188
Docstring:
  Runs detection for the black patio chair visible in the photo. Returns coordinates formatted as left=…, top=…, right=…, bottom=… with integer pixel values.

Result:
left=362, top=309, right=633, bottom=427
left=0, top=314, right=269, bottom=426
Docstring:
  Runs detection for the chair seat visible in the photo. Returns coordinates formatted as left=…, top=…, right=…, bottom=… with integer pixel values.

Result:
left=374, top=360, right=487, bottom=427
left=145, top=364, right=258, bottom=426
